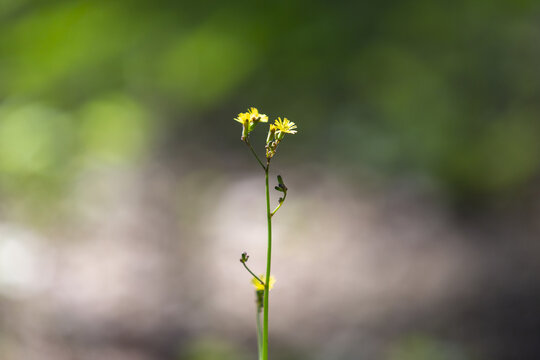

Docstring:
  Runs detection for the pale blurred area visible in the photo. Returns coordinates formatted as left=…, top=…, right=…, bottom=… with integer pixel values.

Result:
left=2, top=1, right=540, bottom=359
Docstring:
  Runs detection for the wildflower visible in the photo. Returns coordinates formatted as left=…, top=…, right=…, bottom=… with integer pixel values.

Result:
left=234, top=107, right=268, bottom=140
left=265, top=118, right=297, bottom=159
left=234, top=111, right=250, bottom=125
left=247, top=107, right=268, bottom=124
left=252, top=275, right=276, bottom=291
left=274, top=117, right=297, bottom=135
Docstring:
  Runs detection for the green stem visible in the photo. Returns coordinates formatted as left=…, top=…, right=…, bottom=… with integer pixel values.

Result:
left=245, top=140, right=266, bottom=171
left=242, top=262, right=264, bottom=286
left=271, top=192, right=287, bottom=217
left=256, top=309, right=263, bottom=360
left=262, top=165, right=272, bottom=360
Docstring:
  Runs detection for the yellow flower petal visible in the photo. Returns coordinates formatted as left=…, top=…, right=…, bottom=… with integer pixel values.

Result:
left=234, top=112, right=250, bottom=124
left=252, top=274, right=276, bottom=291
left=233, top=107, right=268, bottom=127
left=247, top=107, right=268, bottom=123
left=274, top=117, right=297, bottom=134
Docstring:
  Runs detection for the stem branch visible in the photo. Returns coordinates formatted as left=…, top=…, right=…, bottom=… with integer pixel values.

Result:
left=244, top=140, right=266, bottom=171
left=271, top=192, right=287, bottom=217
left=242, top=262, right=264, bottom=286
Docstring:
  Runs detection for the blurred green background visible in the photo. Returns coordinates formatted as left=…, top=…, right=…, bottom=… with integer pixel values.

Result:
left=1, top=1, right=540, bottom=359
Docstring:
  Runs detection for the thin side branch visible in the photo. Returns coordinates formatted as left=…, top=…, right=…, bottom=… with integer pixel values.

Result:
left=242, top=261, right=264, bottom=285
left=244, top=140, right=266, bottom=171
left=271, top=192, right=287, bottom=217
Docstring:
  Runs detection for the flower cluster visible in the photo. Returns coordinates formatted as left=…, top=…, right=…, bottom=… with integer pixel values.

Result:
left=234, top=107, right=269, bottom=141
left=265, top=117, right=297, bottom=159
left=234, top=108, right=297, bottom=157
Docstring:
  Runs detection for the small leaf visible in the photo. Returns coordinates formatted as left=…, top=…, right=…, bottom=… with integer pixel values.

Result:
left=274, top=186, right=284, bottom=192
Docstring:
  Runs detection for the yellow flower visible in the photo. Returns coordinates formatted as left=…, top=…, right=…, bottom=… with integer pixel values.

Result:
left=247, top=107, right=268, bottom=123
left=252, top=275, right=276, bottom=291
left=274, top=117, right=297, bottom=134
left=234, top=111, right=250, bottom=125
left=234, top=107, right=268, bottom=140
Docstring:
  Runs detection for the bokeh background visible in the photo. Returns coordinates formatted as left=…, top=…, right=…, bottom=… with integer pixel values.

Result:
left=1, top=1, right=540, bottom=359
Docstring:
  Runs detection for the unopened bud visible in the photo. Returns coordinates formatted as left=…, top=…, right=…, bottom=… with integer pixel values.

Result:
left=277, top=175, right=287, bottom=191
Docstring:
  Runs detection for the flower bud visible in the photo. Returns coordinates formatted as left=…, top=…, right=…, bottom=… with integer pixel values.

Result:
left=240, top=252, right=249, bottom=263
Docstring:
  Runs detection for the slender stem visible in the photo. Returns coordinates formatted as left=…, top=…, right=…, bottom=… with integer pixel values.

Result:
left=242, top=262, right=264, bottom=286
left=271, top=192, right=287, bottom=217
left=262, top=165, right=272, bottom=360
left=245, top=140, right=266, bottom=171
left=256, top=309, right=263, bottom=360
